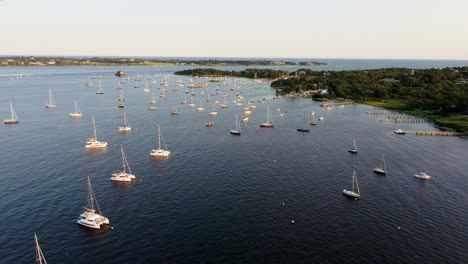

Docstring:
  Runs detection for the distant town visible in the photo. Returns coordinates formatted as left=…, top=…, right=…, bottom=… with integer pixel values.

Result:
left=0, top=56, right=326, bottom=67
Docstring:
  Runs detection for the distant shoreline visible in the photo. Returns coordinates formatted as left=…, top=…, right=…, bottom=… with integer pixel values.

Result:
left=0, top=56, right=327, bottom=67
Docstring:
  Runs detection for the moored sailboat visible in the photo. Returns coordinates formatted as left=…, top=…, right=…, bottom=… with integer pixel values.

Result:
left=85, top=116, right=108, bottom=149
left=45, top=88, right=56, bottom=108
left=4, top=100, right=19, bottom=124
left=260, top=106, right=274, bottom=128
left=111, top=145, right=135, bottom=182
left=373, top=154, right=387, bottom=175
left=343, top=170, right=360, bottom=199
left=348, top=138, right=358, bottom=153
left=77, top=176, right=110, bottom=229
left=297, top=112, right=310, bottom=132
left=230, top=114, right=241, bottom=135
left=69, top=100, right=83, bottom=118
left=150, top=125, right=171, bottom=158
left=118, top=112, right=131, bottom=132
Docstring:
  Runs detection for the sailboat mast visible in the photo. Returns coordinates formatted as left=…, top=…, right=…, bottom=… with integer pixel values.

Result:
left=34, top=233, right=47, bottom=264
left=92, top=116, right=97, bottom=140
left=10, top=101, right=15, bottom=120
left=158, top=125, right=161, bottom=150
left=121, top=145, right=126, bottom=173
left=87, top=176, right=94, bottom=210
left=267, top=106, right=270, bottom=123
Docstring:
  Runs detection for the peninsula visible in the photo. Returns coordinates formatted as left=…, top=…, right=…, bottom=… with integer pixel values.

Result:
left=271, top=67, right=468, bottom=133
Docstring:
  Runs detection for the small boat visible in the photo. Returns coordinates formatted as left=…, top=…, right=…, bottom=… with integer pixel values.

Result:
left=260, top=106, right=274, bottom=128
left=83, top=80, right=93, bottom=86
left=343, top=170, right=360, bottom=199
left=275, top=107, right=281, bottom=112
left=394, top=129, right=406, bottom=135
left=310, top=112, right=317, bottom=125
left=77, top=176, right=110, bottom=229
left=115, top=69, right=125, bottom=77
left=95, top=80, right=104, bottom=95
left=149, top=93, right=157, bottom=104
left=117, top=102, right=125, bottom=108
left=4, top=100, right=20, bottom=124
left=150, top=125, right=171, bottom=158
left=180, top=94, right=187, bottom=104
left=348, top=138, right=358, bottom=153
left=85, top=116, right=108, bottom=149
left=118, top=112, right=131, bottom=132
left=111, top=145, right=135, bottom=182
left=118, top=91, right=125, bottom=101
left=196, top=99, right=204, bottom=112
left=206, top=121, right=215, bottom=127
left=171, top=106, right=180, bottom=116
left=45, top=88, right=57, bottom=108
left=373, top=154, right=387, bottom=175
left=319, top=117, right=324, bottom=121
left=143, top=80, right=150, bottom=92
left=34, top=233, right=47, bottom=264
left=241, top=117, right=249, bottom=123
left=414, top=172, right=431, bottom=180
left=148, top=105, right=157, bottom=111
left=297, top=112, right=310, bottom=132
left=210, top=103, right=218, bottom=116
left=230, top=115, right=241, bottom=135
left=69, top=100, right=83, bottom=118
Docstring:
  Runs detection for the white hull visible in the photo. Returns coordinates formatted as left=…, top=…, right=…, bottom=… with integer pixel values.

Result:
left=150, top=149, right=171, bottom=157
left=69, top=113, right=82, bottom=118
left=373, top=168, right=386, bottom=175
left=111, top=172, right=135, bottom=182
left=77, top=210, right=109, bottom=229
left=260, top=123, right=274, bottom=128
left=196, top=107, right=204, bottom=112
left=118, top=126, right=131, bottom=132
left=343, top=189, right=360, bottom=199
left=210, top=111, right=218, bottom=116
left=414, top=173, right=431, bottom=180
left=85, top=141, right=108, bottom=149
left=148, top=106, right=157, bottom=111
left=4, top=119, right=19, bottom=124
left=45, top=104, right=56, bottom=108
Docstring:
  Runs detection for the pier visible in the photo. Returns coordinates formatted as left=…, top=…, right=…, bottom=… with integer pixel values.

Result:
left=320, top=102, right=354, bottom=108
left=415, top=131, right=461, bottom=136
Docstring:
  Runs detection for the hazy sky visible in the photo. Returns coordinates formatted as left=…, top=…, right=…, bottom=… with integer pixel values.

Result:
left=1, top=0, right=467, bottom=59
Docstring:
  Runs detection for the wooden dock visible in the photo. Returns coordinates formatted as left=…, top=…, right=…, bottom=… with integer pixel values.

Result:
left=381, top=118, right=427, bottom=123
left=320, top=102, right=354, bottom=108
left=415, top=131, right=461, bottom=136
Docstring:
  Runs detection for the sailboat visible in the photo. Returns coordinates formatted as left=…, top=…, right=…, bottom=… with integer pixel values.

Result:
left=180, top=94, right=187, bottom=104
left=4, top=100, right=19, bottom=124
left=260, top=106, right=274, bottom=128
left=118, top=112, right=131, bottom=132
left=77, top=176, right=110, bottom=229
left=149, top=92, right=157, bottom=104
left=348, top=138, right=358, bottom=153
left=220, top=96, right=228, bottom=108
left=310, top=112, right=317, bottom=125
left=196, top=99, right=204, bottom=112
left=45, top=88, right=56, bottom=108
left=343, top=170, right=360, bottom=199
left=95, top=80, right=104, bottom=94
left=118, top=90, right=125, bottom=101
left=187, top=95, right=195, bottom=108
left=150, top=125, right=171, bottom=157
left=230, top=114, right=241, bottom=135
left=85, top=116, right=108, bottom=149
left=210, top=102, right=218, bottom=116
left=143, top=80, right=150, bottom=92
left=171, top=106, right=180, bottom=115
left=297, top=112, right=310, bottom=132
left=34, top=233, right=47, bottom=264
left=69, top=100, right=83, bottom=118
left=111, top=145, right=135, bottom=182
left=373, top=154, right=387, bottom=175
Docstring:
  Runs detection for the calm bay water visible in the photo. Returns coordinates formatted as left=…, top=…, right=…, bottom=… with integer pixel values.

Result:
left=1, top=61, right=467, bottom=263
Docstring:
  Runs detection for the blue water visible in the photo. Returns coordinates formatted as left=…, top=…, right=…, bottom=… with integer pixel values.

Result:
left=0, top=61, right=467, bottom=263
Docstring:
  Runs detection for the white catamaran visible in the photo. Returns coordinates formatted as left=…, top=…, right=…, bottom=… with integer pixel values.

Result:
left=150, top=125, right=171, bottom=158
left=4, top=100, right=19, bottom=124
left=85, top=116, right=108, bottom=149
left=343, top=170, right=360, bottom=199
left=111, top=145, right=135, bottom=182
left=77, top=176, right=110, bottom=229
left=45, top=88, right=56, bottom=108
left=118, top=112, right=131, bottom=132
left=348, top=138, right=358, bottom=154
left=69, top=100, right=83, bottom=118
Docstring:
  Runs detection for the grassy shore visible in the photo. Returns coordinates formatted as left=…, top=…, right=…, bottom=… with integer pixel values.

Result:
left=362, top=99, right=468, bottom=134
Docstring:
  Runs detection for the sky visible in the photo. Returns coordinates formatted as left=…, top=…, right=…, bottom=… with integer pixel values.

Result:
left=1, top=0, right=467, bottom=60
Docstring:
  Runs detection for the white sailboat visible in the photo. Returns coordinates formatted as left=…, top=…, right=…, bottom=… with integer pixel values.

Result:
left=149, top=92, right=157, bottom=104
left=180, top=94, right=187, bottom=104
left=34, top=233, right=47, bottom=264
left=95, top=80, right=104, bottom=94
left=373, top=154, right=387, bottom=175
left=187, top=95, right=195, bottom=108
left=143, top=80, right=150, bottom=92
left=310, top=112, right=317, bottom=125
left=260, top=106, right=274, bottom=128
left=118, top=112, right=131, bottom=132
left=85, top=116, right=108, bottom=149
left=196, top=99, right=204, bottom=112
left=171, top=106, right=180, bottom=115
left=150, top=125, right=171, bottom=158
left=77, top=176, right=110, bottom=229
left=118, top=90, right=125, bottom=101
left=69, top=100, right=83, bottom=118
left=210, top=102, right=218, bottom=116
left=343, top=170, right=360, bottom=199
left=414, top=172, right=431, bottom=180
left=45, top=88, right=56, bottom=108
left=348, top=138, right=358, bottom=153
left=230, top=114, right=241, bottom=135
left=220, top=96, right=228, bottom=108
left=111, top=145, right=135, bottom=182
left=4, top=100, right=19, bottom=124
